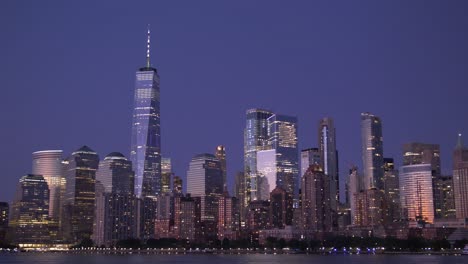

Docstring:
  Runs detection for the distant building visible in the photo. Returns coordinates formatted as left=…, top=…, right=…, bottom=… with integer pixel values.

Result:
left=269, top=186, right=292, bottom=228
left=161, top=157, right=172, bottom=194
left=318, top=117, right=339, bottom=220
left=434, top=175, right=456, bottom=219
left=93, top=152, right=137, bottom=246
left=399, top=164, right=434, bottom=224
left=32, top=150, right=63, bottom=219
left=174, top=195, right=201, bottom=241
left=245, top=200, right=270, bottom=231
left=256, top=149, right=276, bottom=200
left=361, top=112, right=384, bottom=190
left=453, top=134, right=468, bottom=220
left=383, top=158, right=400, bottom=223
left=173, top=176, right=183, bottom=196
left=348, top=166, right=362, bottom=225
left=217, top=193, right=240, bottom=240
left=353, top=189, right=385, bottom=227
left=9, top=175, right=52, bottom=244
left=215, top=145, right=227, bottom=188
left=0, top=202, right=9, bottom=242
left=62, top=146, right=99, bottom=243
left=300, top=148, right=321, bottom=177
left=301, top=165, right=332, bottom=231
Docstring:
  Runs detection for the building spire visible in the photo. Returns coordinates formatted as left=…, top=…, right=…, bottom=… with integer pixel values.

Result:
left=146, top=24, right=151, bottom=68
left=456, top=133, right=463, bottom=149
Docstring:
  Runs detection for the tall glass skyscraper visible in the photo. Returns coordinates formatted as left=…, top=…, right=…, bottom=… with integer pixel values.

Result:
left=32, top=150, right=63, bottom=219
left=318, top=117, right=339, bottom=214
left=244, top=109, right=273, bottom=203
left=130, top=27, right=161, bottom=198
left=360, top=112, right=384, bottom=190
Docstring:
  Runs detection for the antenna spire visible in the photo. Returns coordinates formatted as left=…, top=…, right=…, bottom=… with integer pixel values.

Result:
left=146, top=25, right=151, bottom=68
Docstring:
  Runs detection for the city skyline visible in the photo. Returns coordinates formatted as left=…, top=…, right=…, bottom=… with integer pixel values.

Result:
left=2, top=1, right=468, bottom=203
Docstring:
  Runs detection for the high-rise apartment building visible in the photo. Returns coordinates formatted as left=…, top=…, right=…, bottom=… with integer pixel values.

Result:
left=130, top=27, right=161, bottom=198
left=399, top=164, right=434, bottom=224
left=32, top=150, right=63, bottom=219
left=361, top=112, right=384, bottom=190
left=453, top=134, right=468, bottom=220
left=93, top=152, right=137, bottom=246
left=434, top=175, right=456, bottom=219
left=62, top=146, right=99, bottom=243
left=318, top=118, right=339, bottom=213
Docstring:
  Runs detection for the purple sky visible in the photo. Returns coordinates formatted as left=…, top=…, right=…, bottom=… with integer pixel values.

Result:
left=1, top=1, right=467, bottom=203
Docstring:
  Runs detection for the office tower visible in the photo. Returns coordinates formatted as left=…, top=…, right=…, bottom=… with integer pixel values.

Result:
left=453, top=134, right=468, bottom=219
left=139, top=196, right=158, bottom=240
left=187, top=154, right=223, bottom=219
left=173, top=176, right=183, bottom=196
left=301, top=164, right=332, bottom=231
left=93, top=152, right=137, bottom=246
left=402, top=143, right=441, bottom=175
left=62, top=146, right=99, bottom=243
left=348, top=166, right=362, bottom=225
left=0, top=202, right=9, bottom=242
left=399, top=164, right=434, bottom=224
left=234, top=171, right=245, bottom=199
left=268, top=114, right=299, bottom=201
left=244, top=108, right=274, bottom=203
left=32, top=150, right=63, bottom=219
left=215, top=145, right=227, bottom=188
left=434, top=175, right=456, bottom=219
left=352, top=189, right=384, bottom=227
left=9, top=175, right=51, bottom=244
left=269, top=186, right=292, bottom=228
left=218, top=193, right=240, bottom=240
left=383, top=158, right=400, bottom=223
left=174, top=195, right=201, bottom=241
left=300, top=148, right=321, bottom=177
left=245, top=200, right=270, bottom=231
left=318, top=117, right=339, bottom=218
left=256, top=149, right=276, bottom=200
left=161, top=157, right=172, bottom=194
left=360, top=112, right=384, bottom=190
left=130, top=27, right=162, bottom=198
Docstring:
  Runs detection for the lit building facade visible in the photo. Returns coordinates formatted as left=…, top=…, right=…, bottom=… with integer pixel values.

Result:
left=256, top=149, right=276, bottom=200
left=32, top=150, right=63, bottom=219
left=383, top=158, right=400, bottom=223
left=453, top=134, right=468, bottom=220
left=301, top=165, right=332, bottom=231
left=215, top=145, right=227, bottom=188
left=360, top=112, right=384, bottom=190
left=300, top=148, right=321, bottom=177
left=161, top=157, right=172, bottom=194
left=173, top=195, right=201, bottom=241
left=9, top=175, right=52, bottom=244
left=244, top=108, right=274, bottom=204
left=269, top=186, right=292, bottom=228
left=352, top=189, right=385, bottom=227
left=93, top=152, right=137, bottom=246
left=0, top=202, right=8, bottom=242
left=217, top=193, right=240, bottom=240
left=130, top=27, right=161, bottom=198
left=399, top=164, right=434, bottom=224
left=62, top=146, right=99, bottom=243
left=318, top=117, right=339, bottom=218
left=434, top=175, right=456, bottom=219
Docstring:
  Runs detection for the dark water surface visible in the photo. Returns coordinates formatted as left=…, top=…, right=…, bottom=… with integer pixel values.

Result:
left=0, top=254, right=466, bottom=264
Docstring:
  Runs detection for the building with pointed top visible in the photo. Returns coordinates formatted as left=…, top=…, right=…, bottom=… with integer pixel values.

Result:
left=130, top=26, right=162, bottom=198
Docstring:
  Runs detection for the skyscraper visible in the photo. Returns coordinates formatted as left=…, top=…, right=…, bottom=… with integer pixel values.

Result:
left=300, top=148, right=321, bottom=178
left=32, top=150, right=63, bottom=219
left=383, top=158, right=400, bottom=223
left=9, top=175, right=51, bottom=244
left=402, top=143, right=441, bottom=176
left=453, top=134, right=468, bottom=220
left=361, top=112, right=384, bottom=190
left=93, top=152, right=137, bottom=246
left=399, top=164, right=434, bottom=224
left=215, top=145, right=227, bottom=189
left=268, top=114, right=299, bottom=200
left=318, top=117, right=339, bottom=219
left=161, top=157, right=172, bottom=194
left=62, top=146, right=99, bottom=243
left=187, top=154, right=223, bottom=224
left=269, top=186, right=292, bottom=228
left=244, top=108, right=274, bottom=203
left=130, top=26, right=161, bottom=198
left=0, top=202, right=8, bottom=242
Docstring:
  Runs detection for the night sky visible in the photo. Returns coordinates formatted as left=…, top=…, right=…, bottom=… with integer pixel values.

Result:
left=1, top=1, right=467, bottom=203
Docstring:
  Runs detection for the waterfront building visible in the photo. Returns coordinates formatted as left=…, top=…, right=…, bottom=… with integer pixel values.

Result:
left=453, top=134, right=468, bottom=220
left=399, top=164, right=435, bottom=224
left=318, top=117, right=339, bottom=219
left=130, top=27, right=162, bottom=198
left=32, top=150, right=63, bottom=219
left=217, top=193, right=240, bottom=240
left=256, top=149, right=276, bottom=200
left=360, top=112, right=384, bottom=190
left=353, top=189, right=385, bottom=227
left=0, top=202, right=8, bottom=242
left=62, top=146, right=99, bottom=243
left=93, top=152, right=137, bottom=246
left=215, top=145, right=227, bottom=188
left=269, top=186, right=292, bottom=228
left=348, top=166, right=362, bottom=225
left=9, top=175, right=52, bottom=244
left=301, top=165, right=332, bottom=231
left=245, top=200, right=270, bottom=231
left=173, top=195, right=201, bottom=241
